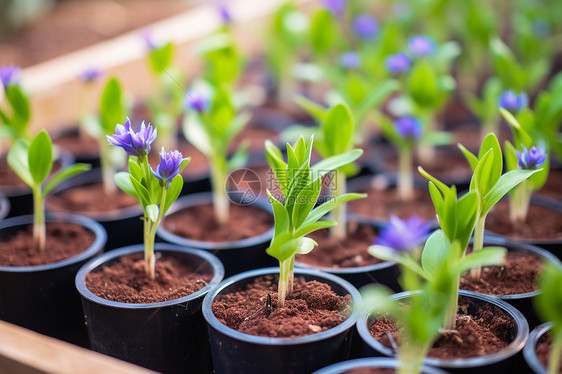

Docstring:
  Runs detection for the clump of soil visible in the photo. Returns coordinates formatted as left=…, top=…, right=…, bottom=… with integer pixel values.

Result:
left=47, top=182, right=139, bottom=212
left=370, top=299, right=514, bottom=358
left=460, top=250, right=542, bottom=295
left=486, top=200, right=562, bottom=240
left=296, top=222, right=382, bottom=268
left=85, top=252, right=212, bottom=303
left=348, top=185, right=436, bottom=222
left=163, top=203, right=273, bottom=242
left=212, top=274, right=352, bottom=338
left=536, top=332, right=562, bottom=373
left=0, top=222, right=95, bottom=266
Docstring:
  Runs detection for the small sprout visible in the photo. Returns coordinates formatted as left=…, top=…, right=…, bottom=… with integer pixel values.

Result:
left=385, top=52, right=411, bottom=73
left=78, top=67, right=101, bottom=83
left=352, top=14, right=379, bottom=40
left=339, top=51, right=361, bottom=70
left=407, top=35, right=437, bottom=58
left=0, top=65, right=20, bottom=90
left=320, top=0, right=346, bottom=15
left=498, top=90, right=527, bottom=112
left=395, top=116, right=423, bottom=140
left=517, top=145, right=547, bottom=170
left=374, top=215, right=430, bottom=253
left=151, top=148, right=184, bottom=186
left=106, top=118, right=157, bottom=158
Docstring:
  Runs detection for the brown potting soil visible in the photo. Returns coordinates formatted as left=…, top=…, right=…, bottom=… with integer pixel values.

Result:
left=47, top=182, right=138, bottom=212
left=0, top=158, right=62, bottom=187
left=370, top=302, right=513, bottom=358
left=162, top=203, right=273, bottom=242
left=52, top=132, right=100, bottom=159
left=486, top=200, right=562, bottom=240
left=85, top=252, right=212, bottom=303
left=212, top=274, right=351, bottom=338
left=536, top=332, right=562, bottom=373
left=539, top=168, right=562, bottom=200
left=348, top=185, right=436, bottom=222
left=382, top=151, right=472, bottom=183
left=0, top=222, right=95, bottom=266
left=296, top=222, right=382, bottom=268
left=233, top=123, right=279, bottom=153
left=460, top=250, right=542, bottom=295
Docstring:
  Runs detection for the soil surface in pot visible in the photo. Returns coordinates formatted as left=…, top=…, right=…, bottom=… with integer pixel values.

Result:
left=0, top=222, right=95, bottom=266
left=233, top=123, right=279, bottom=154
left=296, top=222, right=382, bottom=268
left=536, top=332, right=562, bottom=373
left=162, top=203, right=273, bottom=242
left=348, top=185, right=435, bottom=222
left=0, top=158, right=62, bottom=187
left=486, top=200, right=562, bottom=240
left=538, top=168, right=562, bottom=201
left=460, top=250, right=542, bottom=295
left=53, top=132, right=99, bottom=160
left=369, top=300, right=513, bottom=358
left=212, top=274, right=351, bottom=338
left=47, top=182, right=138, bottom=212
left=85, top=252, right=212, bottom=303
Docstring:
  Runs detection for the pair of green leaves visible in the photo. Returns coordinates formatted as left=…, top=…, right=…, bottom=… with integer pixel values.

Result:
left=458, top=133, right=540, bottom=217
left=0, top=84, right=31, bottom=141
left=7, top=130, right=90, bottom=197
left=264, top=136, right=365, bottom=262
left=463, top=77, right=502, bottom=128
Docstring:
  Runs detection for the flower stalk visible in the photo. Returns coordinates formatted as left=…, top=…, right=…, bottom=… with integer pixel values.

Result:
left=330, top=169, right=347, bottom=241
left=31, top=185, right=46, bottom=252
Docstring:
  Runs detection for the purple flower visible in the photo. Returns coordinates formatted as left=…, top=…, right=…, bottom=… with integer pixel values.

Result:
left=340, top=51, right=361, bottom=69
left=320, top=0, right=346, bottom=15
left=0, top=65, right=20, bottom=90
left=151, top=148, right=184, bottom=185
left=408, top=35, right=436, bottom=57
left=185, top=90, right=209, bottom=112
left=517, top=145, right=547, bottom=170
left=78, top=67, right=101, bottom=83
left=218, top=5, right=232, bottom=23
left=353, top=14, right=379, bottom=40
left=395, top=116, right=422, bottom=140
left=385, top=52, right=410, bottom=74
left=106, top=118, right=157, bottom=158
left=375, top=215, right=430, bottom=252
left=498, top=90, right=528, bottom=112
left=141, top=29, right=157, bottom=50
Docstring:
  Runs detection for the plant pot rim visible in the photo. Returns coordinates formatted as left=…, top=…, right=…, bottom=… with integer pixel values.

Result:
left=0, top=192, right=10, bottom=221
left=357, top=289, right=529, bottom=369
left=312, top=357, right=449, bottom=374
left=46, top=168, right=144, bottom=222
left=463, top=236, right=562, bottom=300
left=75, top=243, right=224, bottom=309
left=0, top=212, right=107, bottom=272
left=202, top=266, right=361, bottom=346
left=523, top=321, right=551, bottom=374
left=157, top=192, right=275, bottom=250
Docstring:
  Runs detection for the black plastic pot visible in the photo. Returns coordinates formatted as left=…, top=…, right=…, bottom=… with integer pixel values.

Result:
left=523, top=322, right=552, bottom=374
left=2, top=147, right=74, bottom=218
left=347, top=174, right=439, bottom=228
left=0, top=192, right=10, bottom=221
left=157, top=192, right=275, bottom=277
left=463, top=238, right=562, bottom=328
left=46, top=168, right=144, bottom=251
left=312, top=357, right=450, bottom=374
left=75, top=243, right=224, bottom=374
left=0, top=213, right=106, bottom=346
left=202, top=267, right=361, bottom=374
left=357, top=290, right=529, bottom=374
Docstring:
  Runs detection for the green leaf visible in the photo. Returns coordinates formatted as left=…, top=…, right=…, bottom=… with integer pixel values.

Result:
left=146, top=204, right=159, bottom=223
left=295, top=95, right=327, bottom=122
left=304, top=193, right=366, bottom=226
left=361, top=285, right=399, bottom=317
left=183, top=111, right=213, bottom=157
left=28, top=130, right=53, bottom=185
left=290, top=237, right=317, bottom=255
left=267, top=190, right=290, bottom=237
left=310, top=149, right=363, bottom=179
left=100, top=78, right=124, bottom=134
left=149, top=42, right=174, bottom=73
left=115, top=172, right=138, bottom=199
left=368, top=245, right=430, bottom=280
left=458, top=143, right=478, bottom=171
left=43, top=163, right=91, bottom=196
left=481, top=168, right=540, bottom=215
left=5, top=84, right=31, bottom=131
left=535, top=263, right=562, bottom=335
left=310, top=9, right=334, bottom=53
left=409, top=61, right=439, bottom=108
left=292, top=177, right=321, bottom=229
left=323, top=103, right=354, bottom=156
left=421, top=230, right=451, bottom=276
left=130, top=175, right=151, bottom=208
left=162, top=175, right=183, bottom=215
left=293, top=220, right=336, bottom=238
left=265, top=140, right=288, bottom=195
left=457, top=247, right=506, bottom=273
left=418, top=166, right=450, bottom=194
left=6, top=139, right=33, bottom=187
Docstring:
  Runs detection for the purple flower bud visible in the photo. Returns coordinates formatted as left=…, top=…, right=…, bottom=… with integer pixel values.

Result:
left=498, top=90, right=528, bottom=112
left=78, top=67, right=101, bottom=83
left=185, top=90, right=209, bottom=112
left=395, top=116, right=423, bottom=140
left=375, top=215, right=430, bottom=252
left=320, top=0, right=346, bottom=15
left=516, top=145, right=547, bottom=170
left=340, top=51, right=361, bottom=69
left=107, top=118, right=157, bottom=158
left=385, top=52, right=411, bottom=74
left=408, top=35, right=436, bottom=57
left=218, top=5, right=232, bottom=23
left=141, top=29, right=157, bottom=50
left=151, top=147, right=185, bottom=186
left=353, top=14, right=379, bottom=39
left=0, top=65, right=20, bottom=90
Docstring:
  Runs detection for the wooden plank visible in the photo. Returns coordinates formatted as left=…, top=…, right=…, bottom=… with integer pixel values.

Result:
left=0, top=320, right=155, bottom=374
